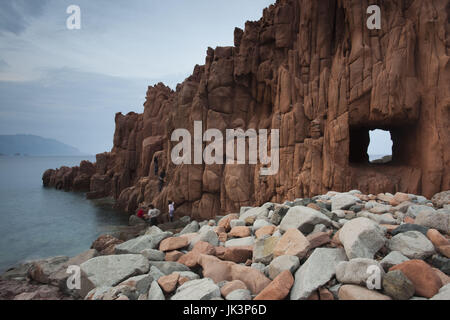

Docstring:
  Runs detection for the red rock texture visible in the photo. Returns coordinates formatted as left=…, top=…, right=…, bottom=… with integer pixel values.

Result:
left=90, top=234, right=123, bottom=256
left=198, top=254, right=271, bottom=295
left=44, top=0, right=450, bottom=218
left=158, top=273, right=180, bottom=294
left=254, top=270, right=294, bottom=300
left=219, top=246, right=253, bottom=264
left=159, top=237, right=189, bottom=252
left=228, top=226, right=251, bottom=238
left=220, top=280, right=248, bottom=298
left=390, top=260, right=443, bottom=298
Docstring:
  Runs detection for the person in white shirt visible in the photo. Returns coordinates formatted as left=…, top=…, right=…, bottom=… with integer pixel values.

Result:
left=168, top=201, right=175, bottom=222
left=147, top=204, right=161, bottom=226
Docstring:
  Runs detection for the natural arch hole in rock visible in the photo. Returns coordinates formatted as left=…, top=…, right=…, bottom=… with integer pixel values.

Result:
left=349, top=128, right=393, bottom=165
left=368, top=130, right=393, bottom=164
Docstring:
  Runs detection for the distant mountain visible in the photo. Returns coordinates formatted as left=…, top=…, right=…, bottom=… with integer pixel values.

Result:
left=0, top=135, right=87, bottom=156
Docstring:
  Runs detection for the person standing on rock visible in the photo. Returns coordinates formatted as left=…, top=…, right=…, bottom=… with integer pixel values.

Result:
left=147, top=204, right=160, bottom=226
left=168, top=201, right=175, bottom=222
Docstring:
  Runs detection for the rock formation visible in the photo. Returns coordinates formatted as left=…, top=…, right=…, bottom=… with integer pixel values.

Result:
left=43, top=0, right=450, bottom=219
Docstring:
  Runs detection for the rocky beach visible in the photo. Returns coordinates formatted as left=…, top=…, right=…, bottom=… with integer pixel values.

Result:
left=1, top=190, right=449, bottom=300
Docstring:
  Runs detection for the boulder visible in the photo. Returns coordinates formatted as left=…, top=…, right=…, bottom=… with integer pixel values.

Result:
left=230, top=263, right=271, bottom=295
left=336, top=258, right=385, bottom=286
left=28, top=256, right=69, bottom=285
left=230, top=219, right=246, bottom=228
left=148, top=261, right=190, bottom=275
left=220, top=280, right=248, bottom=297
left=338, top=285, right=392, bottom=300
left=115, top=233, right=170, bottom=254
left=141, top=249, right=165, bottom=261
left=180, top=221, right=200, bottom=235
left=147, top=280, right=165, bottom=300
left=415, top=210, right=450, bottom=235
left=225, top=237, right=255, bottom=248
left=254, top=270, right=294, bottom=300
left=228, top=226, right=251, bottom=238
left=306, top=232, right=331, bottom=249
left=171, top=278, right=221, bottom=300
left=390, top=260, right=443, bottom=298
left=119, top=274, right=153, bottom=296
left=253, top=236, right=279, bottom=264
left=432, top=268, right=450, bottom=286
left=268, top=255, right=300, bottom=280
left=165, top=251, right=184, bottom=262
left=218, top=214, right=240, bottom=232
left=197, top=254, right=270, bottom=295
left=406, top=205, right=435, bottom=218
left=198, top=255, right=234, bottom=283
left=431, top=191, right=450, bottom=208
left=439, top=245, right=450, bottom=258
left=159, top=237, right=189, bottom=252
left=431, top=255, right=450, bottom=275
left=158, top=272, right=180, bottom=293
left=252, top=219, right=273, bottom=232
left=255, top=225, right=277, bottom=239
left=331, top=194, right=360, bottom=211
left=48, top=249, right=98, bottom=292
left=178, top=241, right=216, bottom=267
left=148, top=266, right=165, bottom=281
left=239, top=207, right=268, bottom=222
left=387, top=231, right=436, bottom=259
left=220, top=246, right=253, bottom=264
left=339, top=217, right=386, bottom=259
left=382, top=270, right=415, bottom=300
left=189, top=230, right=220, bottom=249
left=279, top=206, right=332, bottom=234
left=369, top=204, right=392, bottom=214
left=273, top=229, right=310, bottom=259
left=290, top=248, right=347, bottom=300
left=391, top=224, right=429, bottom=236
left=225, top=289, right=252, bottom=300
left=80, top=254, right=149, bottom=298
left=380, top=251, right=410, bottom=271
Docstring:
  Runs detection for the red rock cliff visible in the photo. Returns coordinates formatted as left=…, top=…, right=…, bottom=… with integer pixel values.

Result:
left=44, top=0, right=450, bottom=220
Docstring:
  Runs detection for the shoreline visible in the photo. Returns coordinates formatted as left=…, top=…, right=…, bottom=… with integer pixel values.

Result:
left=1, top=189, right=448, bottom=300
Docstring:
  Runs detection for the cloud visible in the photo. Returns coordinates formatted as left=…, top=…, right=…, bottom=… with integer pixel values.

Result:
left=0, top=0, right=49, bottom=35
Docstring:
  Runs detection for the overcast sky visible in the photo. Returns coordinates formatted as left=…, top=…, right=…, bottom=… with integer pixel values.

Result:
left=0, top=0, right=274, bottom=154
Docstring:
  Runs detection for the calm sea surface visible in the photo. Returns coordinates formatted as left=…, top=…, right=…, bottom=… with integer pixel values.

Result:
left=0, top=156, right=129, bottom=273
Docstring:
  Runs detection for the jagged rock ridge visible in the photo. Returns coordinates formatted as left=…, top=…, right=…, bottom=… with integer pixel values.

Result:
left=44, top=0, right=449, bottom=220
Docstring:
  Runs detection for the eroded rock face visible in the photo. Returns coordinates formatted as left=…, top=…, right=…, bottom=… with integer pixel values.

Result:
left=43, top=0, right=450, bottom=219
